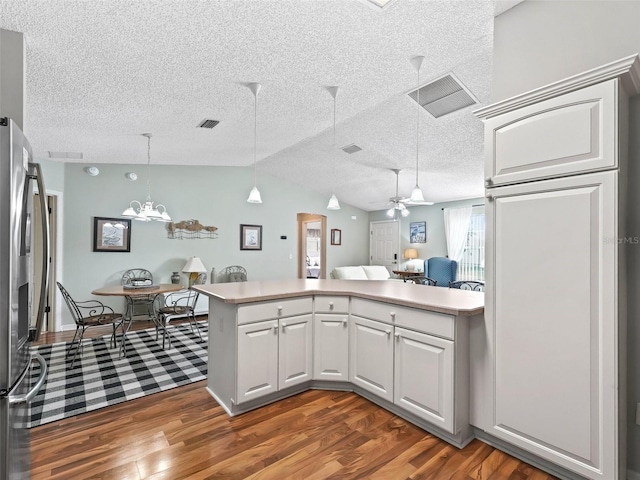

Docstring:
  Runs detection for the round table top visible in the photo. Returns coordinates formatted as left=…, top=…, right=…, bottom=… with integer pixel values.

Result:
left=92, top=283, right=184, bottom=296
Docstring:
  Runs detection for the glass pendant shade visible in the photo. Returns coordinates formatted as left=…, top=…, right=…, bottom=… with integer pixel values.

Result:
left=327, top=194, right=340, bottom=210
left=247, top=186, right=262, bottom=203
left=409, top=185, right=425, bottom=202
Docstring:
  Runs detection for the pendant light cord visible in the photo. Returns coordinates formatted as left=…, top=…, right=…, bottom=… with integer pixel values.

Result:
left=146, top=135, right=152, bottom=202
left=415, top=67, right=420, bottom=187
left=254, top=90, right=258, bottom=186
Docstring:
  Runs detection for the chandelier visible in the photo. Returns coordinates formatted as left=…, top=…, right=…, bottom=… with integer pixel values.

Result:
left=122, top=133, right=171, bottom=222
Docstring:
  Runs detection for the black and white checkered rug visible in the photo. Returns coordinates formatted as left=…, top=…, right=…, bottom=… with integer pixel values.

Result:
left=27, top=321, right=208, bottom=428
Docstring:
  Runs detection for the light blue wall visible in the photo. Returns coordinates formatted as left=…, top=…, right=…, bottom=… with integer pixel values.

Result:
left=38, top=158, right=65, bottom=193
left=369, top=197, right=484, bottom=271
left=56, top=163, right=370, bottom=326
left=494, top=1, right=640, bottom=473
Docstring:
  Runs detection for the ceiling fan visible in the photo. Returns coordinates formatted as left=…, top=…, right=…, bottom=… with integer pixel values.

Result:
left=386, top=169, right=410, bottom=219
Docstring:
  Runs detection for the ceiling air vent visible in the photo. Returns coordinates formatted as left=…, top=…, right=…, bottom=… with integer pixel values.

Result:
left=197, top=119, right=220, bottom=129
left=48, top=151, right=83, bottom=159
left=341, top=144, right=362, bottom=154
left=408, top=73, right=478, bottom=118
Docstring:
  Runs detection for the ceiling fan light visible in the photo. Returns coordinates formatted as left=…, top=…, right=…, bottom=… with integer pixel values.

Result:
left=409, top=185, right=425, bottom=202
left=401, top=208, right=410, bottom=217
left=327, top=194, right=341, bottom=210
left=386, top=208, right=395, bottom=218
left=247, top=186, right=262, bottom=203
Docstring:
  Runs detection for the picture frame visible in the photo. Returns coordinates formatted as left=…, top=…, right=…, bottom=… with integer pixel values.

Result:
left=330, top=228, right=342, bottom=246
left=240, top=224, right=262, bottom=250
left=93, top=217, right=131, bottom=252
left=409, top=221, right=427, bottom=243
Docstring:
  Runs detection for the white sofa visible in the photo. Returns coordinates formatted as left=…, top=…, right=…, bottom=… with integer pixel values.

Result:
left=330, top=265, right=393, bottom=280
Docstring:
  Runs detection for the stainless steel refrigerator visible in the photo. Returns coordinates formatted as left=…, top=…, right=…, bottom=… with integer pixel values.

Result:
left=0, top=118, right=49, bottom=480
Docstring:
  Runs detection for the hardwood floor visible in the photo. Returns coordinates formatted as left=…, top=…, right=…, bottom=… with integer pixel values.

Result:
left=31, top=316, right=558, bottom=479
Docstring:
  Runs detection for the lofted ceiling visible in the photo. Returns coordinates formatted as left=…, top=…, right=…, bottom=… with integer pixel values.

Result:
left=1, top=0, right=522, bottom=211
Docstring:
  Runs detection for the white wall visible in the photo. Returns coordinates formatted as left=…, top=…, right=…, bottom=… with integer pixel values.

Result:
left=493, top=1, right=640, bottom=474
left=57, top=162, right=370, bottom=327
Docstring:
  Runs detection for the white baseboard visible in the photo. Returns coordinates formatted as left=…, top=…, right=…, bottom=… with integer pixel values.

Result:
left=628, top=469, right=640, bottom=480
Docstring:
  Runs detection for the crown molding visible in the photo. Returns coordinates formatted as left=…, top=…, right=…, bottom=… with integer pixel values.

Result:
left=474, top=54, right=640, bottom=119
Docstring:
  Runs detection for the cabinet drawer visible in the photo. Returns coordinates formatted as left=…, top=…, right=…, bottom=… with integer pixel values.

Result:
left=351, top=298, right=454, bottom=340
left=314, top=295, right=349, bottom=314
left=485, top=79, right=618, bottom=186
left=237, top=297, right=313, bottom=325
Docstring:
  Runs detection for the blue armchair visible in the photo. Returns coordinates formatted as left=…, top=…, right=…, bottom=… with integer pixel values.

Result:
left=424, top=257, right=457, bottom=287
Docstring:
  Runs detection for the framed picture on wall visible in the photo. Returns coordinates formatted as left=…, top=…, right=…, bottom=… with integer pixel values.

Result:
left=93, top=217, right=131, bottom=252
left=240, top=224, right=262, bottom=250
left=331, top=228, right=341, bottom=245
left=409, top=221, right=427, bottom=243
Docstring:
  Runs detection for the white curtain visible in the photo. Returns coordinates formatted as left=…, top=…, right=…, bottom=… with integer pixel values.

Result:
left=444, top=206, right=472, bottom=262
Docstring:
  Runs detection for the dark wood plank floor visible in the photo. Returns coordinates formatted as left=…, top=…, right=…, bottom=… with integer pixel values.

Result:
left=31, top=319, right=558, bottom=479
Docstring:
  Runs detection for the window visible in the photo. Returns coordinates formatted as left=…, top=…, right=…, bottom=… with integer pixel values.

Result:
left=458, top=208, right=485, bottom=282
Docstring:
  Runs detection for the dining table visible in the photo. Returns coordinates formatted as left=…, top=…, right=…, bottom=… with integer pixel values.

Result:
left=92, top=283, right=183, bottom=356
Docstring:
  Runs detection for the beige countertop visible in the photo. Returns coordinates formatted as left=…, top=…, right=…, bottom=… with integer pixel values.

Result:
left=193, top=279, right=484, bottom=316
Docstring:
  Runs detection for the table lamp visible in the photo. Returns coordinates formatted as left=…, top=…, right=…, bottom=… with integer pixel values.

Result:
left=403, top=248, right=418, bottom=271
left=182, top=256, right=207, bottom=288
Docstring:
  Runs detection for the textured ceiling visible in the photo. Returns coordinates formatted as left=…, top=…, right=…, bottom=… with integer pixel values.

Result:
left=1, top=0, right=522, bottom=211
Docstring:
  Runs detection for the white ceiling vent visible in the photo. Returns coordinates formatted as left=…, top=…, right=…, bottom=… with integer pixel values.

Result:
left=341, top=143, right=362, bottom=154
left=197, top=119, right=220, bottom=129
left=48, top=151, right=83, bottom=159
left=408, top=73, right=478, bottom=118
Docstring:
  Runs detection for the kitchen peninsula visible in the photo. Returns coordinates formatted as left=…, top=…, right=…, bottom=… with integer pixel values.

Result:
left=194, top=279, right=483, bottom=448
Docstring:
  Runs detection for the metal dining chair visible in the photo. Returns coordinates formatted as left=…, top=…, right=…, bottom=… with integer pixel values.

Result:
left=404, top=275, right=437, bottom=286
left=121, top=268, right=155, bottom=320
left=155, top=273, right=205, bottom=348
left=57, top=282, right=124, bottom=368
left=449, top=280, right=485, bottom=291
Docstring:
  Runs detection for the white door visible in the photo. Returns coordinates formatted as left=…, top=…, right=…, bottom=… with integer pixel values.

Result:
left=237, top=320, right=279, bottom=403
left=313, top=313, right=349, bottom=381
left=370, top=220, right=400, bottom=270
left=278, top=314, right=313, bottom=389
left=394, top=327, right=454, bottom=433
left=485, top=171, right=617, bottom=479
left=349, top=316, right=394, bottom=402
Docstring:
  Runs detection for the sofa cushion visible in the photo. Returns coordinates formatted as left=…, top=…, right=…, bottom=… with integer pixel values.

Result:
left=332, top=266, right=368, bottom=280
left=362, top=265, right=391, bottom=280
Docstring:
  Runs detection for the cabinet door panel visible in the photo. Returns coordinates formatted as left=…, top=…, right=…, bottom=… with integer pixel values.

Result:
left=394, top=327, right=454, bottom=433
left=279, top=315, right=313, bottom=388
left=313, top=314, right=349, bottom=381
left=485, top=80, right=617, bottom=186
left=237, top=320, right=278, bottom=403
left=487, top=171, right=616, bottom=476
left=349, top=316, right=393, bottom=402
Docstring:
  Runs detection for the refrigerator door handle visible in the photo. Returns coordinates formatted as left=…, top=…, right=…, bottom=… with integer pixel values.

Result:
left=9, top=354, right=47, bottom=406
left=29, top=162, right=50, bottom=342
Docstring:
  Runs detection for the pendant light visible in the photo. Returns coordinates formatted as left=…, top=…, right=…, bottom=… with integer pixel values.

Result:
left=326, top=86, right=341, bottom=210
left=247, top=82, right=262, bottom=203
left=122, top=133, right=171, bottom=222
left=408, top=55, right=426, bottom=204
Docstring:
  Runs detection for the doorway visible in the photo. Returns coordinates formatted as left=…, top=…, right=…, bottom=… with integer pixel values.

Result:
left=297, top=213, right=327, bottom=279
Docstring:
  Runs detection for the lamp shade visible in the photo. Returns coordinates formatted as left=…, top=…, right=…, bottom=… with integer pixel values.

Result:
left=182, top=256, right=207, bottom=273
left=403, top=248, right=418, bottom=260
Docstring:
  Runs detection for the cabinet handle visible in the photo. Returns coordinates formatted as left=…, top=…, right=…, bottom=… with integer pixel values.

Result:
left=485, top=176, right=493, bottom=186
left=281, top=322, right=287, bottom=330
left=385, top=329, right=391, bottom=337
left=329, top=302, right=334, bottom=310
left=272, top=324, right=278, bottom=334
left=394, top=331, right=400, bottom=339
left=389, top=312, right=396, bottom=320
left=485, top=193, right=493, bottom=202
left=342, top=318, right=347, bottom=326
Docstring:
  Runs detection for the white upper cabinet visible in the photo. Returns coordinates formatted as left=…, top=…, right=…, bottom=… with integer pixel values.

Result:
left=484, top=79, right=619, bottom=186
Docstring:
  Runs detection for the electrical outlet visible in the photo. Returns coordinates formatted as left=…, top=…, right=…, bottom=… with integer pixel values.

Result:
left=636, top=403, right=640, bottom=426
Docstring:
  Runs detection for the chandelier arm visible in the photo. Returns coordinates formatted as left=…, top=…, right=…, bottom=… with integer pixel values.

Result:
left=416, top=66, right=420, bottom=187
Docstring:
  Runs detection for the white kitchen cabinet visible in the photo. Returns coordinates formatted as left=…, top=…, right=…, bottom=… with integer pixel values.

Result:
left=278, top=315, right=313, bottom=389
left=349, top=316, right=394, bottom=402
left=474, top=56, right=640, bottom=480
left=394, top=327, right=454, bottom=433
left=313, top=313, right=349, bottom=381
left=237, top=320, right=279, bottom=404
